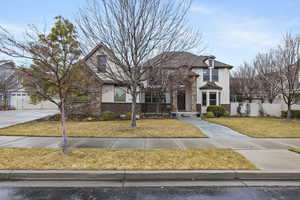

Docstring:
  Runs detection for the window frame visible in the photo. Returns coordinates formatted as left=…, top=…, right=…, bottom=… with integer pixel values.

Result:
left=202, top=92, right=207, bottom=106
left=212, top=68, right=219, bottom=82
left=97, top=55, right=107, bottom=73
left=145, top=91, right=166, bottom=103
left=209, top=92, right=217, bottom=106
left=114, top=87, right=126, bottom=103
left=203, top=68, right=210, bottom=82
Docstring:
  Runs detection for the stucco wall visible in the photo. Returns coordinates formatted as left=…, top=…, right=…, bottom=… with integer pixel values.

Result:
left=193, top=68, right=230, bottom=105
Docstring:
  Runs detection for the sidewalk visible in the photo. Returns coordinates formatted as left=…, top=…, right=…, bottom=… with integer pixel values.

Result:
left=1, top=136, right=300, bottom=150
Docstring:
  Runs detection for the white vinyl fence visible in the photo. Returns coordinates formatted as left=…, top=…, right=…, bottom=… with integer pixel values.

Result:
left=231, top=102, right=300, bottom=117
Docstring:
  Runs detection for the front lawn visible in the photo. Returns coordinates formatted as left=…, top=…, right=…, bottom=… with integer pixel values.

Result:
left=0, top=119, right=206, bottom=138
left=289, top=148, right=300, bottom=154
left=0, top=148, right=256, bottom=170
left=205, top=117, right=300, bottom=138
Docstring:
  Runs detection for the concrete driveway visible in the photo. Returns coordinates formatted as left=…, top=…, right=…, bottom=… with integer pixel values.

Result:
left=0, top=110, right=58, bottom=128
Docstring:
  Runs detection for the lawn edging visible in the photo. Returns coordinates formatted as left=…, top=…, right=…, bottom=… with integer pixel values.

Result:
left=1, top=170, right=300, bottom=181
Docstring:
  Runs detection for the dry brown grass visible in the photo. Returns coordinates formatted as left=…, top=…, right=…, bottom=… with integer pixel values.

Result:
left=0, top=119, right=206, bottom=138
left=0, top=148, right=256, bottom=170
left=289, top=148, right=300, bottom=154
left=206, top=117, right=300, bottom=138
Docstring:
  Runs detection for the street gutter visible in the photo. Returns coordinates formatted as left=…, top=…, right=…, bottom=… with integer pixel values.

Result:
left=1, top=170, right=300, bottom=181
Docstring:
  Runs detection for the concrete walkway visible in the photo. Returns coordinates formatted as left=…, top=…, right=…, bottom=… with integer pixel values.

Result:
left=0, top=110, right=58, bottom=128
left=1, top=136, right=300, bottom=150
left=180, top=117, right=249, bottom=139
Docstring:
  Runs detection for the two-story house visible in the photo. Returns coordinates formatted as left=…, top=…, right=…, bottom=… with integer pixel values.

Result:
left=82, top=46, right=233, bottom=116
left=142, top=52, right=233, bottom=115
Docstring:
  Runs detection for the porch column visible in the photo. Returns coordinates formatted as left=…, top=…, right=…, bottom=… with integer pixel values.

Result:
left=172, top=90, right=178, bottom=112
left=206, top=91, right=210, bottom=106
left=216, top=92, right=219, bottom=106
left=191, top=78, right=197, bottom=112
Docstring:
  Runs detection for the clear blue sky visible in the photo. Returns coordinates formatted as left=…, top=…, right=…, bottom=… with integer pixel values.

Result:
left=1, top=0, right=300, bottom=67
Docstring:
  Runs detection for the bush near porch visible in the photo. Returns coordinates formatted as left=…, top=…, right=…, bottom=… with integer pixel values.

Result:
left=205, top=117, right=300, bottom=138
left=206, top=106, right=227, bottom=117
left=0, top=119, right=207, bottom=138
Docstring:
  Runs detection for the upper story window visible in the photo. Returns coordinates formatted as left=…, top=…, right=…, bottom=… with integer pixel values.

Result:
left=203, top=69, right=210, bottom=81
left=114, top=87, right=126, bottom=102
left=97, top=55, right=107, bottom=73
left=203, top=68, right=219, bottom=82
left=212, top=69, right=219, bottom=81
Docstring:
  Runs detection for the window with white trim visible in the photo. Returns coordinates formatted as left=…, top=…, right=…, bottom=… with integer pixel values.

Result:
left=209, top=92, right=217, bottom=106
left=114, top=87, right=126, bottom=102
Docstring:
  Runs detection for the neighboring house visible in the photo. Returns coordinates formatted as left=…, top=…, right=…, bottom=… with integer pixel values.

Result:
left=0, top=60, right=56, bottom=110
left=0, top=60, right=17, bottom=108
left=80, top=46, right=233, bottom=116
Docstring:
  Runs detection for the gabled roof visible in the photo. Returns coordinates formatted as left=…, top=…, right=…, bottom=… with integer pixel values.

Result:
left=146, top=52, right=233, bottom=69
left=199, top=81, right=222, bottom=90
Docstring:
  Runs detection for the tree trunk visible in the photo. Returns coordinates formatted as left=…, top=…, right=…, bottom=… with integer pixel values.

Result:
left=131, top=90, right=137, bottom=128
left=287, top=103, right=292, bottom=119
left=60, top=99, right=69, bottom=154
left=3, top=92, right=8, bottom=110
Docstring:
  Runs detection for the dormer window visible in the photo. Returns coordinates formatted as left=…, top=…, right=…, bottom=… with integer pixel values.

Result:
left=97, top=55, right=107, bottom=73
left=208, top=59, right=214, bottom=67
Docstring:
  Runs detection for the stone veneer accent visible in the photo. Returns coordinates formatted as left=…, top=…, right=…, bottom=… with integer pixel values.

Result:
left=196, top=104, right=202, bottom=113
left=102, top=103, right=141, bottom=116
left=191, top=78, right=197, bottom=112
left=171, top=90, right=178, bottom=112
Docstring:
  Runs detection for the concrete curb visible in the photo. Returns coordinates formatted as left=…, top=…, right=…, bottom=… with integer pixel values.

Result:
left=1, top=170, right=300, bottom=181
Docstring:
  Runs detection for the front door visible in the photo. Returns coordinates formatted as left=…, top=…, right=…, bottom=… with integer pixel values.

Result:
left=177, top=90, right=185, bottom=111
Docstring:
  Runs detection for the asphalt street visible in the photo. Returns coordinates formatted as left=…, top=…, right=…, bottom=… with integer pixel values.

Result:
left=0, top=186, right=300, bottom=200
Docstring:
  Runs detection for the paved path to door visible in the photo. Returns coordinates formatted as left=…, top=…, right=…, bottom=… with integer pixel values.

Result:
left=0, top=110, right=58, bottom=128
left=180, top=117, right=249, bottom=139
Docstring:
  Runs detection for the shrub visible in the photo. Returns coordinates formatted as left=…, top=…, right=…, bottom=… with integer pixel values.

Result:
left=206, top=112, right=215, bottom=118
left=281, top=110, right=300, bottom=118
left=224, top=111, right=230, bottom=117
left=281, top=111, right=287, bottom=118
left=99, top=111, right=116, bottom=121
left=207, top=106, right=226, bottom=117
left=125, top=112, right=131, bottom=120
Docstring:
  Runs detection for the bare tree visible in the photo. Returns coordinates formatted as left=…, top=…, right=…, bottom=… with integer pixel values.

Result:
left=253, top=51, right=280, bottom=103
left=230, top=62, right=258, bottom=102
left=0, top=61, right=20, bottom=109
left=275, top=33, right=300, bottom=119
left=0, top=16, right=84, bottom=153
left=78, top=0, right=201, bottom=128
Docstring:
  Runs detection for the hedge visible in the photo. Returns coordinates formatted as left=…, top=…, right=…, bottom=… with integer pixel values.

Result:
left=206, top=106, right=226, bottom=117
left=281, top=110, right=300, bottom=118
